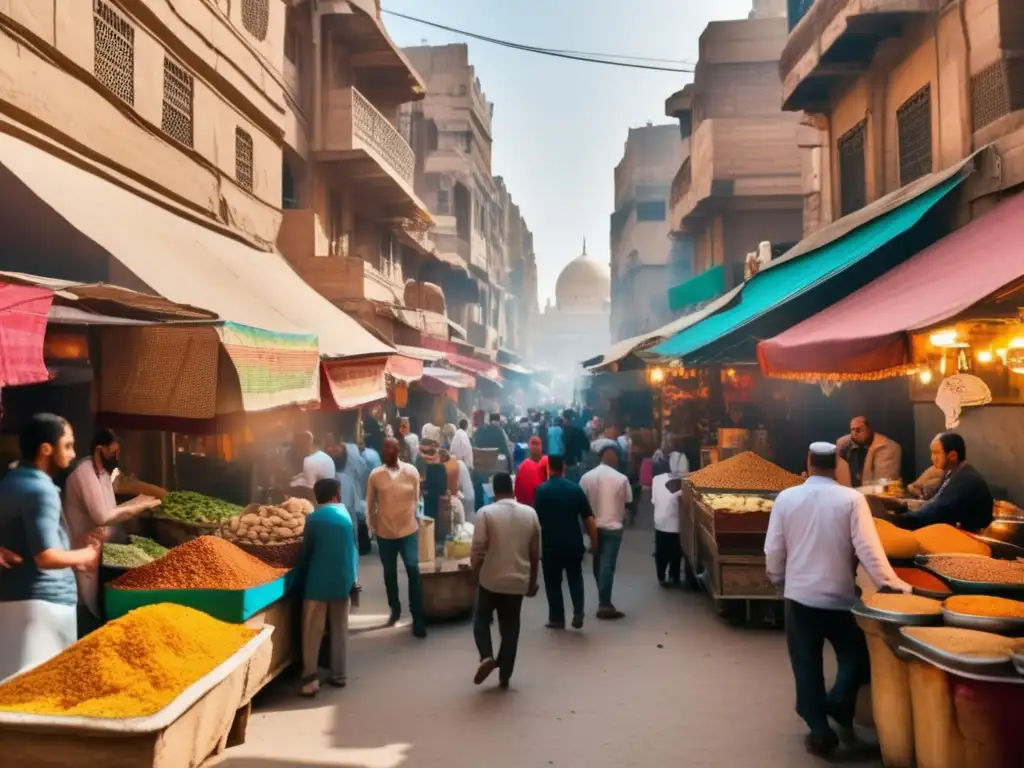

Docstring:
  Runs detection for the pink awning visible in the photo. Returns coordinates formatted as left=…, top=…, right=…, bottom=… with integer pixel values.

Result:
left=0, top=283, right=53, bottom=387
left=758, top=192, right=1024, bottom=379
left=445, top=353, right=502, bottom=382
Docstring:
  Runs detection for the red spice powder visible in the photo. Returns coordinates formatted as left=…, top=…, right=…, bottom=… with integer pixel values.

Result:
left=895, top=566, right=951, bottom=595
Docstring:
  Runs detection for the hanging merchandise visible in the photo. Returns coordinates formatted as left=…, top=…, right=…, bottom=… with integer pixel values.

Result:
left=394, top=382, right=409, bottom=409
left=934, top=374, right=992, bottom=429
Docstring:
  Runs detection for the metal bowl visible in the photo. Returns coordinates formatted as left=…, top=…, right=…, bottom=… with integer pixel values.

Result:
left=915, top=554, right=1024, bottom=600
left=1013, top=649, right=1024, bottom=677
left=942, top=607, right=1024, bottom=635
left=899, top=627, right=1016, bottom=670
left=851, top=601, right=944, bottom=627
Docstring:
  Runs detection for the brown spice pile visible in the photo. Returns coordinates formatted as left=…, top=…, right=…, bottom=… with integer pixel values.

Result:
left=903, top=626, right=1018, bottom=659
left=944, top=595, right=1024, bottom=619
left=865, top=592, right=943, bottom=615
left=689, top=452, right=804, bottom=492
left=914, top=524, right=991, bottom=557
left=926, top=555, right=1024, bottom=585
left=112, top=536, right=287, bottom=591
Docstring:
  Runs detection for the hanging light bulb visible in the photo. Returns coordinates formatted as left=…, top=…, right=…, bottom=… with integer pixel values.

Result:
left=977, top=350, right=994, bottom=364
left=919, top=369, right=933, bottom=385
left=940, top=356, right=947, bottom=375
left=649, top=367, right=665, bottom=385
left=929, top=330, right=959, bottom=347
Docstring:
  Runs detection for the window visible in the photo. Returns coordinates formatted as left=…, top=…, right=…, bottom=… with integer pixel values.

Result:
left=284, top=29, right=299, bottom=65
left=241, top=0, right=269, bottom=41
left=458, top=84, right=467, bottom=96
left=235, top=127, right=254, bottom=192
left=897, top=85, right=933, bottom=185
left=462, top=132, right=472, bottom=152
left=436, top=189, right=451, bottom=215
left=161, top=57, right=194, bottom=148
left=636, top=201, right=667, bottom=222
left=837, top=121, right=867, bottom=216
left=972, top=60, right=1011, bottom=133
left=93, top=0, right=135, bottom=107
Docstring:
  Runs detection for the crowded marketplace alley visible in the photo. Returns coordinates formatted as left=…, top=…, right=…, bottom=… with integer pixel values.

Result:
left=211, top=509, right=880, bottom=768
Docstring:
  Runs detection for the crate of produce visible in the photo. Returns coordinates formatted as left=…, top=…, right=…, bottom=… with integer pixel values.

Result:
left=105, top=536, right=297, bottom=624
left=215, top=499, right=311, bottom=568
left=150, top=492, right=244, bottom=548
left=0, top=606, right=274, bottom=768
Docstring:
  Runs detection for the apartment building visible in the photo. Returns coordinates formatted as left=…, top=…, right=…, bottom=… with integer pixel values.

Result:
left=500, top=188, right=540, bottom=358
left=782, top=0, right=1024, bottom=235
left=609, top=124, right=687, bottom=342
left=274, top=0, right=473, bottom=347
left=665, top=11, right=803, bottom=307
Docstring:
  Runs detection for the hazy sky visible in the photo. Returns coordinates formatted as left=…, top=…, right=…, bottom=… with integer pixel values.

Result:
left=383, top=0, right=757, bottom=304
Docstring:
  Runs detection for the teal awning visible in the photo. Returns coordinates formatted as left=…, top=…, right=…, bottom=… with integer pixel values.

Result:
left=667, top=265, right=725, bottom=311
left=650, top=175, right=964, bottom=361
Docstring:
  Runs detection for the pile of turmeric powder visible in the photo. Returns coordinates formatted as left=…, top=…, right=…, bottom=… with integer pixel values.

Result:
left=914, top=523, right=991, bottom=557
left=0, top=604, right=257, bottom=718
left=874, top=518, right=920, bottom=560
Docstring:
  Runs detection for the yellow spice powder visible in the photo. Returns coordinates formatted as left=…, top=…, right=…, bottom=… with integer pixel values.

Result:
left=0, top=604, right=257, bottom=718
left=944, top=595, right=1024, bottom=619
left=865, top=592, right=943, bottom=615
left=903, top=627, right=1018, bottom=659
left=914, top=523, right=991, bottom=557
left=874, top=518, right=920, bottom=560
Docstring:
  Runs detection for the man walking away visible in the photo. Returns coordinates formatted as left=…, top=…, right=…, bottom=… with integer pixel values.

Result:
left=561, top=410, right=588, bottom=482
left=473, top=413, right=513, bottom=473
left=366, top=438, right=426, bottom=638
left=534, top=456, right=597, bottom=629
left=651, top=457, right=683, bottom=587
left=580, top=446, right=632, bottom=619
left=765, top=442, right=912, bottom=757
left=514, top=436, right=549, bottom=508
left=546, top=414, right=564, bottom=458
left=451, top=419, right=474, bottom=470
left=470, top=472, right=540, bottom=688
left=298, top=478, right=358, bottom=697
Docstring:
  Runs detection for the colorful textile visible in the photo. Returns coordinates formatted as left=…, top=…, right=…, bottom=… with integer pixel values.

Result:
left=0, top=284, right=52, bottom=387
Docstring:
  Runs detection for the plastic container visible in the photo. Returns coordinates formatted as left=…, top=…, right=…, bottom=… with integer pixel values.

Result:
left=417, top=517, right=435, bottom=565
left=105, top=571, right=298, bottom=624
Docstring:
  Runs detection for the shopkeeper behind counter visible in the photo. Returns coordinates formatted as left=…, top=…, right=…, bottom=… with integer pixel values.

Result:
left=889, top=432, right=993, bottom=533
left=63, top=429, right=160, bottom=635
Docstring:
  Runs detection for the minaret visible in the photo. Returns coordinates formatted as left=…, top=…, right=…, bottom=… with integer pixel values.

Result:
left=582, top=237, right=587, bottom=255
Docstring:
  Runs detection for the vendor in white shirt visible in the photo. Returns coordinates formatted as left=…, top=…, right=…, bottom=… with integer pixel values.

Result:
left=651, top=457, right=683, bottom=587
left=63, top=429, right=160, bottom=635
left=291, top=431, right=335, bottom=490
left=764, top=442, right=911, bottom=758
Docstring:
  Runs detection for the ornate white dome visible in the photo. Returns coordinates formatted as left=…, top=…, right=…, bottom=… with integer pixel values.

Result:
left=555, top=241, right=610, bottom=312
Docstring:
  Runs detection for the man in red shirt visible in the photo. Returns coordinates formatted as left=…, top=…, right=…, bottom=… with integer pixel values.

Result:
left=514, top=436, right=548, bottom=508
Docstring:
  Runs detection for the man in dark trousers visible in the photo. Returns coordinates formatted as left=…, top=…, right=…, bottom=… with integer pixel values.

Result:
left=470, top=472, right=540, bottom=688
left=533, top=456, right=598, bottom=630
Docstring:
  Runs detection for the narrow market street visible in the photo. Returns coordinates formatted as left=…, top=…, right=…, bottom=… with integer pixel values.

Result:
left=214, top=510, right=882, bottom=768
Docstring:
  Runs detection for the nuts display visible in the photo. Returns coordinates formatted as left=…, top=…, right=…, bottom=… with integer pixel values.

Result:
left=688, top=452, right=803, bottom=492
left=926, top=555, right=1024, bottom=585
left=217, top=498, right=310, bottom=545
left=703, top=494, right=774, bottom=513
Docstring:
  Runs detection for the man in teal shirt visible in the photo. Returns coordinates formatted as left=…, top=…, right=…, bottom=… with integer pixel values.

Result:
left=298, top=478, right=358, bottom=697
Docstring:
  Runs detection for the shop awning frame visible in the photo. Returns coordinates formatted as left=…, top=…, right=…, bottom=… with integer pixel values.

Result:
left=667, top=264, right=726, bottom=312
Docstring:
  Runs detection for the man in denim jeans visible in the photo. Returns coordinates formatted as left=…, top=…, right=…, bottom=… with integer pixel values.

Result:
left=579, top=446, right=632, bottom=619
left=366, top=438, right=426, bottom=638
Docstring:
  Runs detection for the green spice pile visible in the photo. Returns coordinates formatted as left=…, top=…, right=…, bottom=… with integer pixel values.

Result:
left=160, top=491, right=243, bottom=524
left=101, top=536, right=169, bottom=569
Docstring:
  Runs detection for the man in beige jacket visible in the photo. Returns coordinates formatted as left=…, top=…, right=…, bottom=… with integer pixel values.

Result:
left=836, top=417, right=902, bottom=488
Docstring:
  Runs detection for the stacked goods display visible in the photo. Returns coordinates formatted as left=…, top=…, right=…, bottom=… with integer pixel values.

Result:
left=681, top=452, right=805, bottom=619
left=216, top=497, right=313, bottom=567
left=0, top=604, right=273, bottom=768
left=106, top=537, right=294, bottom=622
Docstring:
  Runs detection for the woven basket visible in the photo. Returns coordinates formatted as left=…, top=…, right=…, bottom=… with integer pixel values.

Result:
left=234, top=539, right=303, bottom=569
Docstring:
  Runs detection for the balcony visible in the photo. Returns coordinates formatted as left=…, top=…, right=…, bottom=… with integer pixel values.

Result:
left=670, top=117, right=803, bottom=226
left=780, top=0, right=941, bottom=112
left=431, top=233, right=471, bottom=267
left=317, top=85, right=429, bottom=221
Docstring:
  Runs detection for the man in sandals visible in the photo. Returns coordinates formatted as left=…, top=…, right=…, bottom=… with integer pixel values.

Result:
left=297, top=477, right=358, bottom=697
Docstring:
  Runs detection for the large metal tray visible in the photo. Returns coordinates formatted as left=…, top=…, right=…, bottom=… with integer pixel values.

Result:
left=914, top=554, right=1024, bottom=600
left=898, top=626, right=1017, bottom=673
left=851, top=601, right=944, bottom=627
left=942, top=607, right=1024, bottom=635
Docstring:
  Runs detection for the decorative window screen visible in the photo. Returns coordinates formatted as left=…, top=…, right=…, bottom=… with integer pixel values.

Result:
left=837, top=121, right=867, bottom=216
left=241, top=0, right=269, bottom=41
left=161, top=57, right=194, bottom=148
left=972, top=60, right=1011, bottom=133
left=235, top=128, right=254, bottom=192
left=93, top=0, right=135, bottom=107
left=897, top=85, right=932, bottom=185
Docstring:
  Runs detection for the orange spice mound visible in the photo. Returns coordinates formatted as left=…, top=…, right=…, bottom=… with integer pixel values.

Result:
left=944, top=595, right=1024, bottom=619
left=688, top=452, right=803, bottom=492
left=112, top=536, right=287, bottom=591
left=0, top=604, right=257, bottom=718
left=914, top=524, right=991, bottom=557
left=893, top=567, right=951, bottom=595
left=865, top=592, right=943, bottom=615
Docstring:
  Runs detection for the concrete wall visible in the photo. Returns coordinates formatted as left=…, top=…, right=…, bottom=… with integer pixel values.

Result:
left=0, top=0, right=287, bottom=245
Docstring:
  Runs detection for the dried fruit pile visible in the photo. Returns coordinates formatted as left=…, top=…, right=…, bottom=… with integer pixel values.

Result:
left=688, top=452, right=803, bottom=492
left=111, top=536, right=287, bottom=591
left=218, top=497, right=312, bottom=545
left=925, top=555, right=1024, bottom=585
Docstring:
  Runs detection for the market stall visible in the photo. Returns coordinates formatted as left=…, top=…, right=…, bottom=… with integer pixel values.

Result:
left=679, top=451, right=803, bottom=622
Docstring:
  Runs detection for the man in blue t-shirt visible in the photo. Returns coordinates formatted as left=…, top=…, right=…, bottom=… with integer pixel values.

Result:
left=0, top=414, right=101, bottom=679
left=297, top=477, right=359, bottom=697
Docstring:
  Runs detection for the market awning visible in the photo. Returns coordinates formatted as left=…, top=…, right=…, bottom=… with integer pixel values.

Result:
left=393, top=344, right=445, bottom=363
left=648, top=164, right=973, bottom=364
left=667, top=264, right=725, bottom=312
left=419, top=366, right=475, bottom=394
left=757, top=189, right=1024, bottom=380
left=0, top=283, right=53, bottom=387
left=0, top=131, right=393, bottom=361
left=445, top=353, right=502, bottom=383
left=321, top=356, right=388, bottom=409
left=385, top=353, right=424, bottom=383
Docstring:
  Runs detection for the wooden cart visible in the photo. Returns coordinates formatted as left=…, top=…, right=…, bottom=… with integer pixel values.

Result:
left=0, top=628, right=274, bottom=768
left=679, top=481, right=782, bottom=625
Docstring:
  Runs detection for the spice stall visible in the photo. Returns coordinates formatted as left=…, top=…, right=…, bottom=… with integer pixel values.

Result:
left=679, top=451, right=803, bottom=621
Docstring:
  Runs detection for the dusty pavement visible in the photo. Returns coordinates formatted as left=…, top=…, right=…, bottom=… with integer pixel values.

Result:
left=212, top=510, right=882, bottom=768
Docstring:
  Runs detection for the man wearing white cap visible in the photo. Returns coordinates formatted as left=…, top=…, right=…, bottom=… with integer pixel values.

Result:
left=765, top=441, right=912, bottom=758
